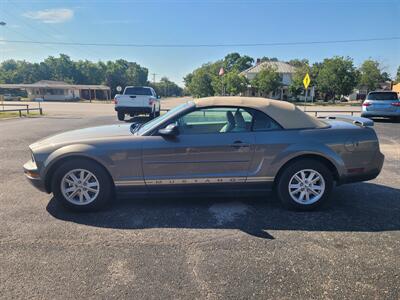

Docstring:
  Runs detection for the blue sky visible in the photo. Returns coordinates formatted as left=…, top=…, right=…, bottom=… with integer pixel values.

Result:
left=0, top=0, right=399, bottom=85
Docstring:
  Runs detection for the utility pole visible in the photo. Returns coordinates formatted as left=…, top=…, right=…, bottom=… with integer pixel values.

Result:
left=151, top=73, right=158, bottom=84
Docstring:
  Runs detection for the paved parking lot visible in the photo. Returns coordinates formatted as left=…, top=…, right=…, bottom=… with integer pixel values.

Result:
left=0, top=103, right=399, bottom=299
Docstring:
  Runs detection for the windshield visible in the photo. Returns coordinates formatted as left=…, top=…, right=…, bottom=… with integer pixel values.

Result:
left=367, top=92, right=398, bottom=100
left=135, top=102, right=194, bottom=135
left=124, top=87, right=152, bottom=95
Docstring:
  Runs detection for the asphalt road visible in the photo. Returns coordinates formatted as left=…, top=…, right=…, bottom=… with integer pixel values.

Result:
left=0, top=108, right=399, bottom=299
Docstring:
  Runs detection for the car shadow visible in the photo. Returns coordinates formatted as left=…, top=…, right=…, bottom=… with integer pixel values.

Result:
left=46, top=182, right=400, bottom=240
left=124, top=116, right=152, bottom=123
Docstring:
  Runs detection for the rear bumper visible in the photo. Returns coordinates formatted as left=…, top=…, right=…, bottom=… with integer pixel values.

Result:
left=361, top=111, right=400, bottom=118
left=23, top=161, right=47, bottom=193
left=338, top=151, right=384, bottom=184
left=115, top=106, right=152, bottom=114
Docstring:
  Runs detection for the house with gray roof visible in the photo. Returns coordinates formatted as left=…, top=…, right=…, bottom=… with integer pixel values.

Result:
left=240, top=60, right=297, bottom=100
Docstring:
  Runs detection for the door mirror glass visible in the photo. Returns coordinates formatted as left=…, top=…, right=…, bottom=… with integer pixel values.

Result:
left=158, top=123, right=179, bottom=137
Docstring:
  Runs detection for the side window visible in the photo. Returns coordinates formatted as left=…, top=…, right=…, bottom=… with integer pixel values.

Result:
left=177, top=107, right=252, bottom=135
left=251, top=110, right=282, bottom=131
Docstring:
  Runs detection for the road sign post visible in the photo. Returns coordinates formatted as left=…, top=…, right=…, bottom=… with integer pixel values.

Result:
left=303, top=73, right=311, bottom=111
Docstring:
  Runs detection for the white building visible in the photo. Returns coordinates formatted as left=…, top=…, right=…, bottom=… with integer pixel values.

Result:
left=0, top=80, right=111, bottom=101
left=240, top=60, right=297, bottom=99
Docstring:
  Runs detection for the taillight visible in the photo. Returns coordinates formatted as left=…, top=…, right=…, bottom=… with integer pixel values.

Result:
left=391, top=102, right=400, bottom=107
left=113, top=98, right=118, bottom=104
left=362, top=102, right=371, bottom=107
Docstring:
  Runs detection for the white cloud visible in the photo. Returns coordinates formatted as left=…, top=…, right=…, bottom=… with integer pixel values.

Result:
left=23, top=8, right=74, bottom=24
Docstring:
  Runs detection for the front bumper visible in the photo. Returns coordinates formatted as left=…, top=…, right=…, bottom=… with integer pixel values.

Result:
left=23, top=160, right=47, bottom=192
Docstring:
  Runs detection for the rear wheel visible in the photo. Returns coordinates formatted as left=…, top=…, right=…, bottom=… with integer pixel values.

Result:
left=52, top=159, right=113, bottom=211
left=276, top=159, right=333, bottom=211
left=117, top=111, right=125, bottom=121
left=150, top=107, right=157, bottom=119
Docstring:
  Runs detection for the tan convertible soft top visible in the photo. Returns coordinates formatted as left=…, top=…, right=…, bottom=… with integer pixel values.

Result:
left=193, top=96, right=327, bottom=129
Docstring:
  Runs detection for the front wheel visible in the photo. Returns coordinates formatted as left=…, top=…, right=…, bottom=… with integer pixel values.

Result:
left=117, top=111, right=125, bottom=121
left=276, top=159, right=334, bottom=211
left=52, top=159, right=113, bottom=211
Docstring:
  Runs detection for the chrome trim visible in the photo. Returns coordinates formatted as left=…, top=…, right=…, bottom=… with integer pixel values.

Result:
left=115, top=176, right=274, bottom=187
left=114, top=180, right=146, bottom=187
left=246, top=176, right=274, bottom=182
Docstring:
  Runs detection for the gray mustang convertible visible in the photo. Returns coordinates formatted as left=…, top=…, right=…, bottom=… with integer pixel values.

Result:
left=24, top=97, right=384, bottom=211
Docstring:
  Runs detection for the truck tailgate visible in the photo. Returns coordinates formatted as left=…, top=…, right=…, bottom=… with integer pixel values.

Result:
left=117, top=95, right=148, bottom=107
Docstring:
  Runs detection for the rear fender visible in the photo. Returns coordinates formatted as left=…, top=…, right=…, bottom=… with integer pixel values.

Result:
left=271, top=143, right=346, bottom=178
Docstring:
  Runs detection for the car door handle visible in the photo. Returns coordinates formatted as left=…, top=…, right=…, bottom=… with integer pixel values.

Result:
left=229, top=141, right=249, bottom=148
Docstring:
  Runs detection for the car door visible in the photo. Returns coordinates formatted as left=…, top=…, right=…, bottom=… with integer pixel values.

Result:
left=141, top=107, right=256, bottom=188
left=245, top=110, right=288, bottom=183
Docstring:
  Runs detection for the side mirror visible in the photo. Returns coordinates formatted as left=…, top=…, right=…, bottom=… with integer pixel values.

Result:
left=158, top=123, right=179, bottom=137
left=157, top=95, right=161, bottom=99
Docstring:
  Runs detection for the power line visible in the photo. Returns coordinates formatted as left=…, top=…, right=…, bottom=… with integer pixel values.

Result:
left=1, top=37, right=399, bottom=48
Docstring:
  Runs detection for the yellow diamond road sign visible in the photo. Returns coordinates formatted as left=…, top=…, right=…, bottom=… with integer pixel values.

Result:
left=303, top=73, right=310, bottom=89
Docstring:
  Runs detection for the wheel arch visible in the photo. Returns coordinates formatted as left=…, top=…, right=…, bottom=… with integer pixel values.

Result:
left=44, top=155, right=115, bottom=193
left=274, top=154, right=340, bottom=186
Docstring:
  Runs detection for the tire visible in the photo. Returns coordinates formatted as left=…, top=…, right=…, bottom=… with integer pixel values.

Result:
left=150, top=107, right=156, bottom=119
left=276, top=159, right=334, bottom=211
left=155, top=110, right=160, bottom=117
left=51, top=159, right=113, bottom=211
left=117, top=111, right=125, bottom=121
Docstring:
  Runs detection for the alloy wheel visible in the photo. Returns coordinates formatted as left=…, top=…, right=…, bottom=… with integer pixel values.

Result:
left=61, top=169, right=100, bottom=205
left=288, top=169, right=325, bottom=205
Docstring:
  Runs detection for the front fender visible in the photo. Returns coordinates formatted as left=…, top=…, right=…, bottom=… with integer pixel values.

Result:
left=41, top=144, right=114, bottom=180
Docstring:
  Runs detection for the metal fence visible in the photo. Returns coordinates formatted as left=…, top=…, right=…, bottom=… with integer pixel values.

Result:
left=0, top=103, right=43, bottom=117
left=305, top=110, right=357, bottom=117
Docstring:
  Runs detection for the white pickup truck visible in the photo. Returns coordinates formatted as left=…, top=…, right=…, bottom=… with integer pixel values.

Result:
left=114, top=86, right=161, bottom=121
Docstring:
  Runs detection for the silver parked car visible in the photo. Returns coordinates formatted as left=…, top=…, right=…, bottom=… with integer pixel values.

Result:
left=24, top=97, right=384, bottom=211
left=361, top=91, right=400, bottom=121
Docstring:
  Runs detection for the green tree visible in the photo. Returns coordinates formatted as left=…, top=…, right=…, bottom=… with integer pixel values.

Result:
left=251, top=66, right=281, bottom=96
left=186, top=67, right=214, bottom=97
left=381, top=72, right=391, bottom=82
left=358, top=59, right=383, bottom=92
left=212, top=70, right=248, bottom=96
left=289, top=64, right=310, bottom=98
left=223, top=53, right=254, bottom=72
left=150, top=77, right=183, bottom=97
left=316, top=56, right=358, bottom=100
left=42, top=54, right=77, bottom=83
left=396, top=66, right=400, bottom=83
left=260, top=57, right=278, bottom=62
left=287, top=59, right=309, bottom=68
